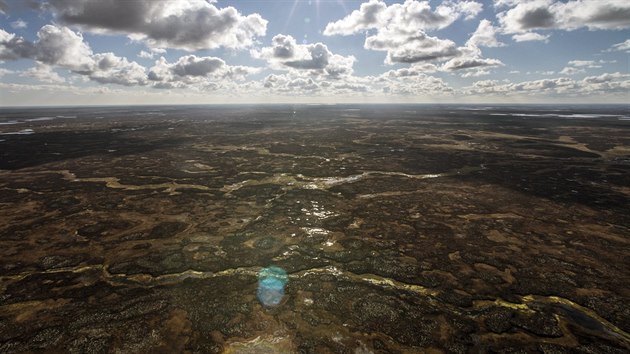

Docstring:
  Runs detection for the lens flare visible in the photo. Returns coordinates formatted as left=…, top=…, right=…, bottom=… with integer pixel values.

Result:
left=257, top=266, right=288, bottom=307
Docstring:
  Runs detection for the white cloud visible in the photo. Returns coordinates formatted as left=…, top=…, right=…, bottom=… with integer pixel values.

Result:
left=583, top=71, right=629, bottom=84
left=35, top=25, right=94, bottom=71
left=138, top=50, right=154, bottom=59
left=331, top=82, right=369, bottom=93
left=493, top=0, right=520, bottom=8
left=552, top=0, right=630, bottom=30
left=0, top=68, right=14, bottom=77
left=607, top=39, right=630, bottom=52
left=559, top=59, right=613, bottom=75
left=138, top=48, right=166, bottom=59
left=286, top=43, right=332, bottom=70
left=2, top=25, right=148, bottom=86
left=468, top=77, right=577, bottom=94
left=148, top=55, right=260, bottom=89
left=580, top=72, right=630, bottom=94
left=442, top=56, right=503, bottom=71
left=498, top=0, right=555, bottom=33
left=467, top=19, right=504, bottom=47
left=322, top=0, right=387, bottom=35
left=10, top=19, right=28, bottom=29
left=324, top=0, right=482, bottom=64
left=499, top=0, right=630, bottom=35
left=461, top=69, right=491, bottom=78
left=255, top=34, right=355, bottom=79
left=262, top=74, right=320, bottom=93
left=366, top=28, right=460, bottom=64
left=465, top=72, right=630, bottom=97
left=0, top=28, right=37, bottom=60
left=567, top=60, right=601, bottom=68
left=2, top=24, right=265, bottom=90
left=170, top=56, right=224, bottom=77
left=48, top=0, right=268, bottom=51
left=379, top=72, right=454, bottom=96
left=257, top=60, right=454, bottom=98
left=88, top=53, right=147, bottom=86
left=324, top=0, right=482, bottom=36
left=559, top=66, right=585, bottom=75
left=511, top=32, right=549, bottom=42
left=438, top=44, right=503, bottom=74
left=285, top=77, right=319, bottom=92
left=382, top=63, right=439, bottom=77
left=21, top=63, right=65, bottom=83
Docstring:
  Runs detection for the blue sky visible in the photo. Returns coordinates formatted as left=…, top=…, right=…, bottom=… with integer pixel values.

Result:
left=0, top=0, right=629, bottom=105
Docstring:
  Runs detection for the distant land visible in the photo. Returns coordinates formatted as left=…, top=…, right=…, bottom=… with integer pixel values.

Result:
left=0, top=104, right=629, bottom=352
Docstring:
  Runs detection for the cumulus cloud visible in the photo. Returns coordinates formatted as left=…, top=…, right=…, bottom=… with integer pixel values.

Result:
left=285, top=77, right=319, bottom=92
left=10, top=19, right=28, bottom=29
left=467, top=19, right=504, bottom=47
left=148, top=55, right=260, bottom=89
left=87, top=52, right=147, bottom=86
left=493, top=0, right=520, bottom=7
left=511, top=32, right=549, bottom=42
left=324, top=0, right=482, bottom=64
left=559, top=66, right=585, bottom=76
left=35, top=25, right=94, bottom=71
left=442, top=56, right=503, bottom=71
left=0, top=28, right=37, bottom=60
left=376, top=63, right=455, bottom=96
left=257, top=54, right=458, bottom=98
left=138, top=50, right=154, bottom=59
left=438, top=43, right=503, bottom=75
left=499, top=0, right=630, bottom=37
left=468, top=77, right=577, bottom=94
left=559, top=59, right=614, bottom=76
left=262, top=74, right=320, bottom=93
left=331, top=82, right=369, bottom=93
left=48, top=0, right=267, bottom=51
left=554, top=0, right=630, bottom=30
left=583, top=71, right=629, bottom=84
left=138, top=48, right=166, bottom=59
left=324, top=0, right=482, bottom=35
left=2, top=24, right=264, bottom=90
left=30, top=26, right=147, bottom=86
left=366, top=28, right=460, bottom=64
left=322, top=0, right=387, bottom=35
left=607, top=39, right=630, bottom=52
left=21, top=63, right=65, bottom=83
left=1, top=25, right=147, bottom=86
left=567, top=60, right=602, bottom=68
left=285, top=43, right=330, bottom=70
left=0, top=68, right=14, bottom=77
left=465, top=72, right=630, bottom=97
left=382, top=63, right=439, bottom=78
left=461, top=69, right=491, bottom=78
left=378, top=71, right=454, bottom=96
left=170, top=56, right=225, bottom=77
left=255, top=34, right=355, bottom=78
left=499, top=1, right=555, bottom=33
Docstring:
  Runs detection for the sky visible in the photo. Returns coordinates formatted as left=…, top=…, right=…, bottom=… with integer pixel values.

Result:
left=0, top=0, right=629, bottom=106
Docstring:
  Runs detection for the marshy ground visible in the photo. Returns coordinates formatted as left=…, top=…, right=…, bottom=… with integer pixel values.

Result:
left=0, top=105, right=629, bottom=353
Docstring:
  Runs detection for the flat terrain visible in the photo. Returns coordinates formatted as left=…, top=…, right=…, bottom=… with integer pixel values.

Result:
left=0, top=105, right=629, bottom=353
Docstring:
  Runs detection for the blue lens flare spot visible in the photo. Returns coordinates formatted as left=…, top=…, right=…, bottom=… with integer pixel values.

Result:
left=257, top=266, right=288, bottom=307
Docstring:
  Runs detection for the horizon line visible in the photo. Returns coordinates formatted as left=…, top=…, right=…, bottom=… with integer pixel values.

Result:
left=1, top=102, right=629, bottom=109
